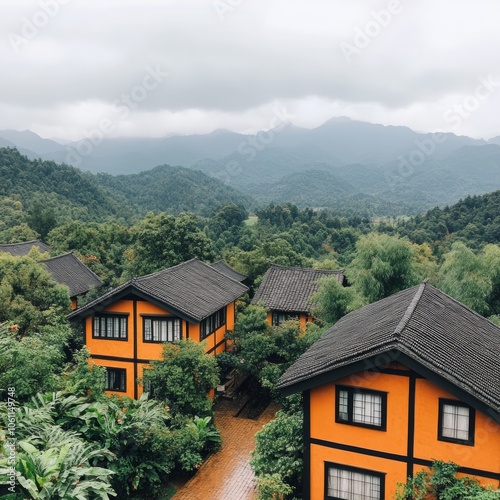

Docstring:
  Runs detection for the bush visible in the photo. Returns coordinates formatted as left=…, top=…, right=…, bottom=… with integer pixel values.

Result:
left=143, top=339, right=219, bottom=418
left=251, top=407, right=303, bottom=499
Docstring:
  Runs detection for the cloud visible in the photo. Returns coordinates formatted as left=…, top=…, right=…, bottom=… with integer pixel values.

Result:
left=1, top=0, right=499, bottom=140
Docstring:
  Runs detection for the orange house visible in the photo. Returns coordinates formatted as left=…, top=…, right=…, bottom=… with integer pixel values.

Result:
left=252, top=264, right=345, bottom=328
left=278, top=282, right=500, bottom=500
left=68, top=258, right=248, bottom=399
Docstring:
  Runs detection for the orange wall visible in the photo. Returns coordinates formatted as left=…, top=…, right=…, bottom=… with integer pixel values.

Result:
left=85, top=297, right=236, bottom=399
left=414, top=379, right=500, bottom=482
left=310, top=373, right=409, bottom=457
left=307, top=363, right=500, bottom=499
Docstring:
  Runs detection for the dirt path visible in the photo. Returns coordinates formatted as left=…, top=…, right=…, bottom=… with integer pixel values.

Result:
left=172, top=399, right=279, bottom=500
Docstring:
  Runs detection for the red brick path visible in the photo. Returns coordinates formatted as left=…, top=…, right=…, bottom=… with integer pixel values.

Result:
left=172, top=399, right=280, bottom=500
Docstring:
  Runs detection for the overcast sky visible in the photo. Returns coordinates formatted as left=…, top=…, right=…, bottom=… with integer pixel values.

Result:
left=1, top=0, right=500, bottom=141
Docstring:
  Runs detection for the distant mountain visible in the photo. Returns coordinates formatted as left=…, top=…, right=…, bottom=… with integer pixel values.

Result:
left=0, top=130, right=64, bottom=155
left=1, top=118, right=498, bottom=216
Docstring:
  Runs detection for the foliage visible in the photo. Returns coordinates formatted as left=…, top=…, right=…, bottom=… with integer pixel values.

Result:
left=123, top=212, right=216, bottom=277
left=311, top=275, right=365, bottom=325
left=0, top=147, right=131, bottom=225
left=0, top=322, right=71, bottom=402
left=47, top=220, right=132, bottom=286
left=95, top=164, right=254, bottom=218
left=0, top=393, right=116, bottom=499
left=143, top=340, right=219, bottom=418
left=0, top=254, right=71, bottom=334
left=255, top=473, right=294, bottom=500
left=59, top=347, right=107, bottom=400
left=227, top=305, right=322, bottom=401
left=251, top=407, right=303, bottom=499
left=398, top=191, right=500, bottom=250
left=395, top=460, right=500, bottom=499
left=437, top=242, right=500, bottom=317
left=346, top=233, right=425, bottom=303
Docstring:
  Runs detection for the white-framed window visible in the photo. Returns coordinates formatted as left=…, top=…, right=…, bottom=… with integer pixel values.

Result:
left=105, top=367, right=126, bottom=392
left=93, top=314, right=128, bottom=340
left=143, top=317, right=181, bottom=343
left=336, top=386, right=387, bottom=430
left=326, top=463, right=384, bottom=500
left=438, top=399, right=475, bottom=445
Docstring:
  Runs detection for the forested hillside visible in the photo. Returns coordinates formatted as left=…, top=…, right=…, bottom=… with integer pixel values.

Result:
left=95, top=164, right=254, bottom=217
left=0, top=147, right=130, bottom=225
left=397, top=190, right=500, bottom=249
left=0, top=148, right=254, bottom=242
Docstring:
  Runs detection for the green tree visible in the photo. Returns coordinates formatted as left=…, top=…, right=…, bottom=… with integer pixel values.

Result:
left=0, top=322, right=71, bottom=402
left=27, top=203, right=57, bottom=239
left=0, top=254, right=71, bottom=334
left=143, top=340, right=219, bottom=418
left=123, top=212, right=215, bottom=277
left=437, top=242, right=492, bottom=316
left=311, top=275, right=365, bottom=325
left=47, top=220, right=132, bottom=286
left=347, top=233, right=423, bottom=303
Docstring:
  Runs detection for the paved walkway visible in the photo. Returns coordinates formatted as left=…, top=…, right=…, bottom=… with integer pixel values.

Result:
left=172, top=398, right=280, bottom=500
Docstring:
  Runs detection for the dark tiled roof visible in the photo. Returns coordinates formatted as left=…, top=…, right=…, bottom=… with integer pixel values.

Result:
left=41, top=253, right=103, bottom=298
left=278, top=282, right=500, bottom=416
left=69, top=258, right=248, bottom=323
left=210, top=260, right=246, bottom=282
left=0, top=239, right=52, bottom=256
left=252, top=264, right=345, bottom=313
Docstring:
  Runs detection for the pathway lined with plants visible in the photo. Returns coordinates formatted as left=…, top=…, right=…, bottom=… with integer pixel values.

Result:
left=173, top=398, right=279, bottom=500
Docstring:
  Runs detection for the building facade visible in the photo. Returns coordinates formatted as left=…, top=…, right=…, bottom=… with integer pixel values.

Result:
left=279, top=283, right=500, bottom=499
left=252, top=264, right=345, bottom=328
left=69, top=258, right=248, bottom=399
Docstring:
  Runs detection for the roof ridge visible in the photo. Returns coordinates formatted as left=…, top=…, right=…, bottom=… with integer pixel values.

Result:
left=40, top=251, right=74, bottom=262
left=135, top=257, right=201, bottom=281
left=393, top=282, right=426, bottom=338
left=269, top=263, right=343, bottom=273
left=0, top=239, right=43, bottom=247
left=206, top=261, right=246, bottom=286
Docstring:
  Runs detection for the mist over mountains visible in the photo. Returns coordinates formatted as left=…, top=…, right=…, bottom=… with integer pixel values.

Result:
left=2, top=117, right=500, bottom=215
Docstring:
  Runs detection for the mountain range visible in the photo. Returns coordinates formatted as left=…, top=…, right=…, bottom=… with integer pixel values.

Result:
left=2, top=117, right=500, bottom=215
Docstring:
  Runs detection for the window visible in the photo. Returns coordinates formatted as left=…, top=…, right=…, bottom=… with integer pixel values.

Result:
left=326, top=463, right=384, bottom=500
left=93, top=314, right=128, bottom=340
left=271, top=311, right=299, bottom=327
left=105, top=368, right=126, bottom=392
left=438, top=399, right=475, bottom=445
left=200, top=307, right=226, bottom=340
left=143, top=317, right=181, bottom=343
left=336, top=386, right=387, bottom=430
